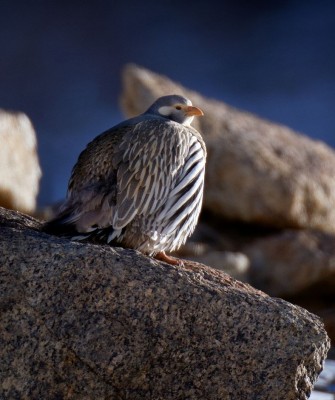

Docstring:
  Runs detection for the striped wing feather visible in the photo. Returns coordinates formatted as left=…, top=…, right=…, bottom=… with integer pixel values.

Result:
left=153, top=135, right=206, bottom=250
left=112, top=120, right=190, bottom=229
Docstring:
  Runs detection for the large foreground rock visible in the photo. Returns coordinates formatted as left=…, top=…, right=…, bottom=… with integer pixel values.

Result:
left=120, top=64, right=335, bottom=234
left=0, top=208, right=330, bottom=399
left=0, top=109, right=41, bottom=214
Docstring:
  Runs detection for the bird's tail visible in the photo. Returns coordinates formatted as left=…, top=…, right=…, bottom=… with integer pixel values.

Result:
left=42, top=211, right=88, bottom=238
left=43, top=212, right=123, bottom=244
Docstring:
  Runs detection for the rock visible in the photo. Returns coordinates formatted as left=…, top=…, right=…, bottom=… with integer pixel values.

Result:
left=243, top=228, right=335, bottom=345
left=241, top=230, right=335, bottom=343
left=289, top=291, right=335, bottom=347
left=0, top=207, right=330, bottom=399
left=121, top=64, right=335, bottom=234
left=177, top=244, right=250, bottom=281
left=312, top=359, right=335, bottom=397
left=244, top=229, right=335, bottom=297
left=194, top=250, right=249, bottom=280
left=0, top=109, right=41, bottom=214
left=172, top=220, right=250, bottom=281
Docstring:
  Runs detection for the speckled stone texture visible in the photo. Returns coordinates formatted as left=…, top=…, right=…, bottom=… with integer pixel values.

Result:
left=121, top=64, right=335, bottom=235
left=0, top=208, right=330, bottom=399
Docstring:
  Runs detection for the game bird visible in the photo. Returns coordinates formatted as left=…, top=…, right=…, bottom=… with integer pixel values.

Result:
left=43, top=94, right=206, bottom=265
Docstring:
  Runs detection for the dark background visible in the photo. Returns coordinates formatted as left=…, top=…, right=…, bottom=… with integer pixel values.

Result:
left=1, top=0, right=335, bottom=206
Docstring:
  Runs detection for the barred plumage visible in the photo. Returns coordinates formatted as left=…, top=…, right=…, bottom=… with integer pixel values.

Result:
left=43, top=95, right=206, bottom=265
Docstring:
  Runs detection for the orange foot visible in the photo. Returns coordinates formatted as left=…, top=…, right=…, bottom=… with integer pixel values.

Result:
left=154, top=251, right=184, bottom=266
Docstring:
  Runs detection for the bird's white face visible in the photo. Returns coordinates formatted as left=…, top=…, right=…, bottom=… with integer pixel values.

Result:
left=158, top=102, right=204, bottom=126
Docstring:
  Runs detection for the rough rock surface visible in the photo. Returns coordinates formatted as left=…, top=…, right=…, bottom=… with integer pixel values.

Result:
left=0, top=207, right=330, bottom=399
left=0, top=109, right=41, bottom=214
left=120, top=64, right=335, bottom=234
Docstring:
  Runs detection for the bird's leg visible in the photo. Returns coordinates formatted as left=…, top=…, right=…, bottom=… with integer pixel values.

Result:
left=154, top=251, right=184, bottom=266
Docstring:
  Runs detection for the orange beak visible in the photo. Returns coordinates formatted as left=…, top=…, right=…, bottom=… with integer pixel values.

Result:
left=184, top=105, right=204, bottom=117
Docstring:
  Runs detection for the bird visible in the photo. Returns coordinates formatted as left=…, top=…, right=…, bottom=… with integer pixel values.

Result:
left=43, top=94, right=206, bottom=265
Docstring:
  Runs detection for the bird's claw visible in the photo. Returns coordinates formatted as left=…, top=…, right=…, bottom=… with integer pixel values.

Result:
left=154, top=251, right=184, bottom=266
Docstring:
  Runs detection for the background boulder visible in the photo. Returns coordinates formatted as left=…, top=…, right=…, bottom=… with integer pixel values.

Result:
left=121, top=64, right=335, bottom=234
left=0, top=109, right=41, bottom=214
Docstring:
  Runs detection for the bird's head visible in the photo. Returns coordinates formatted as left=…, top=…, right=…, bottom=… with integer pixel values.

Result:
left=145, top=95, right=204, bottom=125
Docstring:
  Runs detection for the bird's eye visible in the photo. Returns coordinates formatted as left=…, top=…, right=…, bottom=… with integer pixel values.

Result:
left=175, top=105, right=182, bottom=110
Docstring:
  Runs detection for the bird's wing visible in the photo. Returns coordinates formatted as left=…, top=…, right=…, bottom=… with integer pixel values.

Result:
left=55, top=118, right=202, bottom=235
left=112, top=119, right=190, bottom=229
left=57, top=125, right=128, bottom=231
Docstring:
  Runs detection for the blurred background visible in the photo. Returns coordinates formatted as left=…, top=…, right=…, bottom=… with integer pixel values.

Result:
left=1, top=0, right=335, bottom=207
